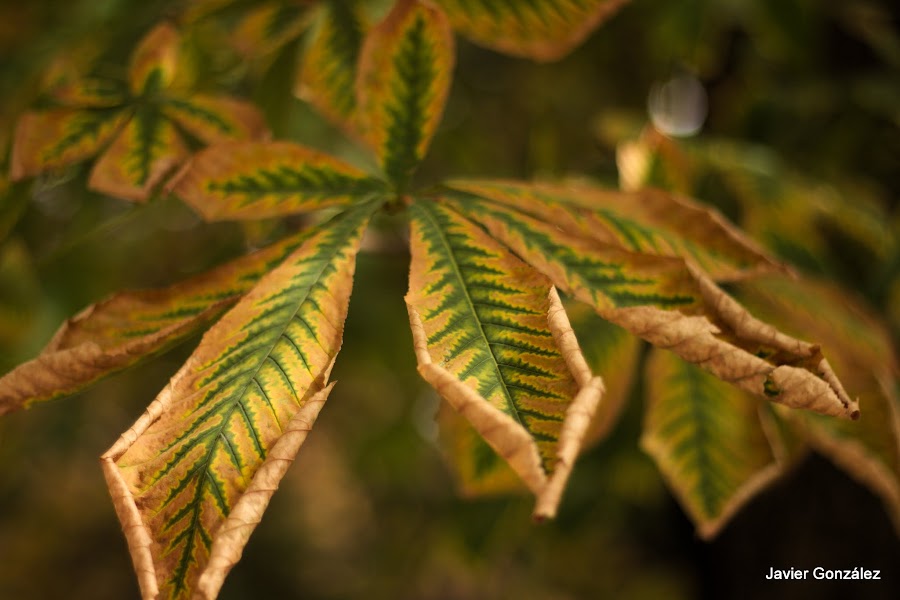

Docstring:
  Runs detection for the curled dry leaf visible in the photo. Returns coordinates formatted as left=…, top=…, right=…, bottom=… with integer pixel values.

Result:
left=738, top=276, right=900, bottom=532
left=444, top=195, right=859, bottom=420
left=0, top=229, right=313, bottom=415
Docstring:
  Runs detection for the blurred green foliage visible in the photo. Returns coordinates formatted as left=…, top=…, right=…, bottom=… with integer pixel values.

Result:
left=0, top=0, right=898, bottom=598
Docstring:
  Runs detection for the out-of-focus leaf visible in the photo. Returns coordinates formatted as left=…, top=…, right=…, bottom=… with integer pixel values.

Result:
left=163, top=94, right=269, bottom=144
left=102, top=202, right=376, bottom=600
left=738, top=276, right=900, bottom=532
left=406, top=199, right=603, bottom=518
left=616, top=126, right=693, bottom=195
left=129, top=23, right=182, bottom=96
left=567, top=303, right=641, bottom=444
left=0, top=180, right=29, bottom=245
left=0, top=229, right=314, bottom=415
left=698, top=140, right=896, bottom=267
left=88, top=109, right=189, bottom=202
left=446, top=178, right=784, bottom=281
left=617, top=130, right=896, bottom=270
left=0, top=132, right=29, bottom=243
left=357, top=0, right=454, bottom=190
left=48, top=77, right=127, bottom=108
left=173, top=141, right=388, bottom=220
left=0, top=241, right=40, bottom=356
left=10, top=109, right=129, bottom=180
left=297, top=0, right=368, bottom=135
left=231, top=1, right=312, bottom=58
left=445, top=194, right=859, bottom=420
left=642, top=349, right=783, bottom=539
left=436, top=398, right=528, bottom=496
left=436, top=0, right=631, bottom=62
left=179, top=0, right=239, bottom=25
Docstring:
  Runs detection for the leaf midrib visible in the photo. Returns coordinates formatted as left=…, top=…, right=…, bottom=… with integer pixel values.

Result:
left=165, top=211, right=361, bottom=590
left=417, top=201, right=526, bottom=429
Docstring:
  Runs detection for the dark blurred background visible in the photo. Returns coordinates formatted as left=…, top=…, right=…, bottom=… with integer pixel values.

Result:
left=0, top=0, right=898, bottom=598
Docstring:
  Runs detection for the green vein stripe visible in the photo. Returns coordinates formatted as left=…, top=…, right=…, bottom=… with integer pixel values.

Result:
left=408, top=199, right=576, bottom=469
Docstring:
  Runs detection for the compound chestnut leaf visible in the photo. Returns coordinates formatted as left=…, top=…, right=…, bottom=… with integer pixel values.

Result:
left=230, top=0, right=313, bottom=59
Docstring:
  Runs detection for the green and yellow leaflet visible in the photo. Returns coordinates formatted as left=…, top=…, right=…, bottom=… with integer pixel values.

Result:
left=357, top=0, right=454, bottom=190
left=173, top=141, right=388, bottom=220
left=296, top=0, right=369, bottom=135
left=642, top=349, right=783, bottom=538
left=406, top=199, right=603, bottom=517
left=444, top=194, right=858, bottom=419
left=103, top=202, right=377, bottom=599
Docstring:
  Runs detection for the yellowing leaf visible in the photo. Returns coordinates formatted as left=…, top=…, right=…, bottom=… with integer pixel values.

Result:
left=0, top=230, right=313, bottom=415
left=297, top=0, right=368, bottom=135
left=129, top=23, right=182, bottom=96
left=102, top=202, right=376, bottom=600
left=357, top=0, right=454, bottom=190
left=406, top=199, right=604, bottom=518
left=163, top=95, right=269, bottom=144
left=641, top=349, right=783, bottom=539
left=447, top=178, right=783, bottom=281
left=231, top=1, right=312, bottom=58
left=10, top=109, right=129, bottom=180
left=49, top=77, right=127, bottom=108
left=172, top=141, right=387, bottom=220
left=436, top=0, right=631, bottom=62
left=445, top=195, right=859, bottom=420
left=88, top=109, right=189, bottom=202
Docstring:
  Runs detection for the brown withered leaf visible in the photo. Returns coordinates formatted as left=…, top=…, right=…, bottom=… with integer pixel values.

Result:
left=0, top=231, right=311, bottom=415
